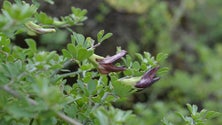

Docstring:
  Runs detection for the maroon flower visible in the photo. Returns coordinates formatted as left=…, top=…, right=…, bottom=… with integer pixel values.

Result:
left=135, top=66, right=160, bottom=88
left=96, top=50, right=127, bottom=74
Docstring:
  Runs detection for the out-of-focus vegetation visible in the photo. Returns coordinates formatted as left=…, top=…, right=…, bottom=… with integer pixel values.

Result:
left=102, top=0, right=222, bottom=124
left=0, top=0, right=222, bottom=124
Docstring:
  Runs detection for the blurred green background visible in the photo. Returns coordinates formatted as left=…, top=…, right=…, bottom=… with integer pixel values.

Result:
left=6, top=0, right=222, bottom=124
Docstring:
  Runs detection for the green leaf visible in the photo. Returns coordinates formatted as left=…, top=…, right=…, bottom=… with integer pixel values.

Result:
left=87, top=80, right=97, bottom=95
left=132, top=61, right=140, bottom=69
left=43, top=0, right=55, bottom=4
left=67, top=43, right=77, bottom=57
left=156, top=53, right=168, bottom=63
left=122, top=55, right=132, bottom=67
left=80, top=63, right=93, bottom=70
left=100, top=33, right=113, bottom=42
left=97, top=30, right=104, bottom=42
left=94, top=108, right=109, bottom=125
left=187, top=104, right=198, bottom=115
left=62, top=49, right=72, bottom=58
left=206, top=111, right=221, bottom=119
left=135, top=53, right=143, bottom=61
left=35, top=12, right=54, bottom=24
left=77, top=49, right=93, bottom=61
left=144, top=52, right=151, bottom=59
left=3, top=1, right=37, bottom=21
left=72, top=32, right=85, bottom=45
left=112, top=80, right=132, bottom=99
left=25, top=39, right=37, bottom=53
left=157, top=67, right=169, bottom=75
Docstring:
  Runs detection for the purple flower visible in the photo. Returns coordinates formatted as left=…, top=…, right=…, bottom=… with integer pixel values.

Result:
left=96, top=50, right=127, bottom=74
left=135, top=66, right=160, bottom=88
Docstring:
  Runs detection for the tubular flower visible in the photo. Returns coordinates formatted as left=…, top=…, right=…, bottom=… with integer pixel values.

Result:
left=135, top=66, right=160, bottom=88
left=118, top=66, right=160, bottom=89
left=25, top=21, right=56, bottom=34
left=96, top=50, right=127, bottom=74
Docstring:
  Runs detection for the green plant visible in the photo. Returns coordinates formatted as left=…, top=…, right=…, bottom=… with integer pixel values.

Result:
left=105, top=0, right=222, bottom=124
left=0, top=0, right=167, bottom=124
left=162, top=104, right=221, bottom=125
left=1, top=0, right=221, bottom=124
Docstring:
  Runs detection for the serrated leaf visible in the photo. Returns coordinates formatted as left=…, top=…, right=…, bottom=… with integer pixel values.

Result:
left=157, top=67, right=169, bottom=75
left=206, top=111, right=221, bottom=119
left=156, top=53, right=168, bottom=63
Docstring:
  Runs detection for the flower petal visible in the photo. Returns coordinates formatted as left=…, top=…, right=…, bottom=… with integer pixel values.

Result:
left=96, top=50, right=127, bottom=74
left=98, top=64, right=126, bottom=74
left=135, top=66, right=160, bottom=88
left=99, top=50, right=127, bottom=64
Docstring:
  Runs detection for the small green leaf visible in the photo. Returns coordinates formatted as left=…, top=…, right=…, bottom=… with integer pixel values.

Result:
left=62, top=49, right=72, bottom=58
left=187, top=104, right=198, bottom=115
left=80, top=64, right=93, bottom=70
left=206, top=111, right=221, bottom=119
left=35, top=12, right=54, bottom=24
left=135, top=53, right=143, bottom=61
left=122, top=55, right=132, bottom=67
left=67, top=43, right=77, bottom=57
left=112, top=80, right=132, bottom=99
left=132, top=61, right=140, bottom=69
left=157, top=67, right=169, bottom=75
left=156, top=53, right=168, bottom=63
left=100, top=33, right=113, bottom=42
left=97, top=30, right=104, bottom=42
left=77, top=49, right=93, bottom=61
left=43, top=0, right=54, bottom=4
left=87, top=79, right=97, bottom=95
left=73, top=32, right=85, bottom=45
left=25, top=39, right=37, bottom=53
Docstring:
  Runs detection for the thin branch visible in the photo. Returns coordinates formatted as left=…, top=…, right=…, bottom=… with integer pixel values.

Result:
left=1, top=84, right=82, bottom=125
left=56, top=112, right=82, bottom=125
left=59, top=71, right=80, bottom=78
left=2, top=84, right=37, bottom=105
left=92, top=43, right=101, bottom=49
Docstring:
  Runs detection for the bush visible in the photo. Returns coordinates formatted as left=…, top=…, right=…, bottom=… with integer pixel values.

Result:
left=0, top=0, right=221, bottom=125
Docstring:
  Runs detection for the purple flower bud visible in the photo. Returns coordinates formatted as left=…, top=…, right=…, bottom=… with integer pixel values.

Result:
left=135, top=66, right=160, bottom=88
left=96, top=50, right=127, bottom=74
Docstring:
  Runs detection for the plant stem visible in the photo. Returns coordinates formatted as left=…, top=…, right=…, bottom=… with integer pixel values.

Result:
left=56, top=112, right=82, bottom=125
left=2, top=84, right=37, bottom=105
left=1, top=84, right=82, bottom=125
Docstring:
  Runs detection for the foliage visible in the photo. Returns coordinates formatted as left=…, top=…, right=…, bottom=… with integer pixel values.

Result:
left=0, top=0, right=166, bottom=125
left=104, top=0, right=222, bottom=124
left=0, top=0, right=221, bottom=125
